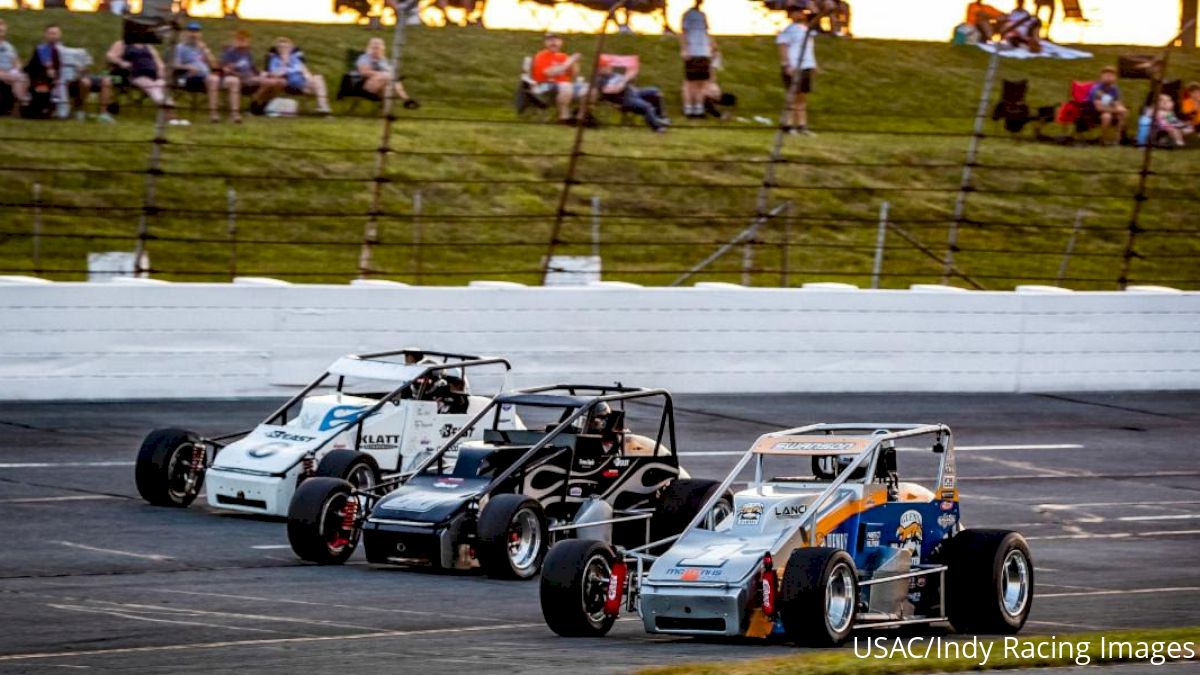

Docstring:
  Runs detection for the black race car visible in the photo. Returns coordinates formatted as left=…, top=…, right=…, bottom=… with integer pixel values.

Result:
left=286, top=385, right=730, bottom=579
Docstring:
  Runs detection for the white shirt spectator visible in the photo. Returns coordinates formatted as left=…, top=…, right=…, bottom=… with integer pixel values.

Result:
left=777, top=22, right=817, bottom=71
left=681, top=8, right=711, bottom=58
left=0, top=40, right=17, bottom=73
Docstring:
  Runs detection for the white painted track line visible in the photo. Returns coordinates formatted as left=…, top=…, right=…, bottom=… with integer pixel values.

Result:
left=53, top=541, right=173, bottom=562
left=679, top=443, right=1084, bottom=456
left=0, top=461, right=134, bottom=468
left=0, top=495, right=114, bottom=503
left=1040, top=586, right=1200, bottom=599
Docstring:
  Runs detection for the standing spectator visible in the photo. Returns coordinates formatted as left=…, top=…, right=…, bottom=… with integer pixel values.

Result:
left=596, top=55, right=669, bottom=133
left=678, top=0, right=714, bottom=119
left=219, top=30, right=284, bottom=117
left=61, top=46, right=115, bottom=122
left=1088, top=66, right=1126, bottom=145
left=106, top=37, right=172, bottom=111
left=777, top=3, right=817, bottom=135
left=175, top=22, right=237, bottom=123
left=1181, top=82, right=1200, bottom=128
left=0, top=19, right=30, bottom=112
left=267, top=37, right=331, bottom=115
left=356, top=37, right=419, bottom=108
left=530, top=33, right=583, bottom=124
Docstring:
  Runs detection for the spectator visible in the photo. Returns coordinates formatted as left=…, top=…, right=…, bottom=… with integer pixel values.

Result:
left=965, top=1, right=1005, bottom=41
left=219, top=30, right=284, bottom=117
left=25, top=23, right=62, bottom=97
left=814, top=0, right=852, bottom=38
left=1151, top=93, right=1192, bottom=148
left=1088, top=66, right=1126, bottom=145
left=0, top=19, right=30, bottom=112
left=356, top=37, right=419, bottom=108
left=106, top=37, right=173, bottom=112
left=678, top=0, right=714, bottom=119
left=267, top=37, right=331, bottom=115
left=1181, top=82, right=1200, bottom=128
left=175, top=22, right=238, bottom=123
left=530, top=33, right=583, bottom=124
left=776, top=3, right=818, bottom=136
left=595, top=55, right=669, bottom=133
left=1001, top=0, right=1041, bottom=53
left=60, top=45, right=115, bottom=122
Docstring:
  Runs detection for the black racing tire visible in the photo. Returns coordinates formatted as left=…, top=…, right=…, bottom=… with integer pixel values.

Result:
left=315, top=449, right=380, bottom=492
left=936, top=529, right=1034, bottom=634
left=476, top=494, right=548, bottom=579
left=135, top=428, right=206, bottom=507
left=540, top=539, right=619, bottom=637
left=287, top=477, right=362, bottom=565
left=650, top=478, right=733, bottom=544
left=779, top=547, right=859, bottom=647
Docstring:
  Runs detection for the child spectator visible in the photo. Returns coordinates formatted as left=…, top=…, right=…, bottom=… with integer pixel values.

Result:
left=1151, top=93, right=1192, bottom=148
left=219, top=30, right=284, bottom=117
left=777, top=3, right=817, bottom=135
left=0, top=19, right=30, bottom=112
left=1088, top=66, right=1126, bottom=145
left=1181, top=82, right=1200, bottom=128
left=678, top=0, right=714, bottom=119
left=267, top=37, right=331, bottom=115
left=531, top=33, right=583, bottom=124
left=356, top=37, right=419, bottom=109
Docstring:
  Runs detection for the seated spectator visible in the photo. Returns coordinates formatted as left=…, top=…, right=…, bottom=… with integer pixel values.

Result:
left=24, top=23, right=63, bottom=117
left=1181, top=82, right=1200, bottom=128
left=355, top=37, right=419, bottom=109
left=175, top=21, right=239, bottom=123
left=1088, top=66, right=1126, bottom=145
left=267, top=37, right=331, bottom=115
left=595, top=54, right=669, bottom=133
left=965, top=0, right=1005, bottom=41
left=106, top=37, right=172, bottom=111
left=1001, top=0, right=1041, bottom=53
left=219, top=30, right=284, bottom=117
left=60, top=46, right=115, bottom=122
left=530, top=32, right=584, bottom=124
left=0, top=19, right=31, bottom=113
left=1151, top=93, right=1193, bottom=148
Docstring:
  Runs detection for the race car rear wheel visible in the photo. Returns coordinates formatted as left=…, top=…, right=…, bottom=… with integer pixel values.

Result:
left=476, top=494, right=548, bottom=579
left=937, top=529, right=1034, bottom=634
left=540, top=539, right=618, bottom=637
left=779, top=547, right=858, bottom=647
left=315, top=449, right=380, bottom=492
left=287, top=477, right=362, bottom=565
left=135, top=428, right=206, bottom=507
left=650, top=479, right=733, bottom=545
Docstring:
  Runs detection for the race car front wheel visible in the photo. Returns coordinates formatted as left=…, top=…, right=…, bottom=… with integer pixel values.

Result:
left=476, top=494, right=548, bottom=579
left=779, top=547, right=859, bottom=647
left=135, top=428, right=206, bottom=507
left=540, top=539, right=619, bottom=637
left=937, top=529, right=1034, bottom=634
left=287, top=477, right=362, bottom=565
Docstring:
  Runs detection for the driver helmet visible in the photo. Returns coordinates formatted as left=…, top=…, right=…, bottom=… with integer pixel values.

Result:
left=586, top=401, right=612, bottom=434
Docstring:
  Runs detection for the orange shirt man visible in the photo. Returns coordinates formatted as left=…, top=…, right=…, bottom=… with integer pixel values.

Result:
left=530, top=33, right=582, bottom=122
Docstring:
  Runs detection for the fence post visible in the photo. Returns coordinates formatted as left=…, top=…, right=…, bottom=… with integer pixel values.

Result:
left=226, top=184, right=238, bottom=279
left=1056, top=209, right=1084, bottom=285
left=1118, top=20, right=1194, bottom=289
left=31, top=182, right=42, bottom=274
left=412, top=190, right=423, bottom=282
left=742, top=238, right=753, bottom=287
left=871, top=201, right=890, bottom=289
left=943, top=49, right=999, bottom=286
left=779, top=201, right=791, bottom=287
left=541, top=0, right=628, bottom=284
left=590, top=195, right=601, bottom=259
left=359, top=0, right=413, bottom=279
left=136, top=12, right=182, bottom=279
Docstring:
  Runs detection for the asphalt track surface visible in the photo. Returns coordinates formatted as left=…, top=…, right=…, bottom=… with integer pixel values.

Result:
left=1, top=393, right=1198, bottom=674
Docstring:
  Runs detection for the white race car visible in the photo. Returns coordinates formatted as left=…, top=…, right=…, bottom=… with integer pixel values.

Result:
left=133, top=349, right=518, bottom=517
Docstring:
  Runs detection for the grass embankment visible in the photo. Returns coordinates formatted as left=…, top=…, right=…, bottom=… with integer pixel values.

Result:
left=0, top=9, right=1197, bottom=287
left=639, top=626, right=1200, bottom=675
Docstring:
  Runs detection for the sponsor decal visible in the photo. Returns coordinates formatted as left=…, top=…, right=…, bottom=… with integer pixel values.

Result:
left=938, top=487, right=957, bottom=501
left=666, top=567, right=721, bottom=580
left=823, top=532, right=849, bottom=549
left=896, top=510, right=923, bottom=563
left=264, top=430, right=317, bottom=443
left=433, top=477, right=464, bottom=489
left=937, top=513, right=958, bottom=529
left=864, top=529, right=882, bottom=548
left=941, top=476, right=956, bottom=489
left=773, top=441, right=857, bottom=452
left=319, top=405, right=372, bottom=431
left=773, top=504, right=807, bottom=518
left=940, top=500, right=955, bottom=511
left=578, top=458, right=596, bottom=468
left=247, top=441, right=290, bottom=459
left=736, top=502, right=764, bottom=526
left=613, top=458, right=630, bottom=467
left=440, top=424, right=459, bottom=439
left=568, top=486, right=583, bottom=497
left=361, top=434, right=400, bottom=451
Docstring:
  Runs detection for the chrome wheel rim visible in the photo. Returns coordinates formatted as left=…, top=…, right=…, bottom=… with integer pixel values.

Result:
left=705, top=499, right=733, bottom=529
left=582, top=554, right=611, bottom=625
left=825, top=562, right=855, bottom=634
left=319, top=492, right=355, bottom=554
left=1001, top=549, right=1030, bottom=618
left=166, top=443, right=203, bottom=502
left=507, top=508, right=542, bottom=572
left=347, top=464, right=375, bottom=491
